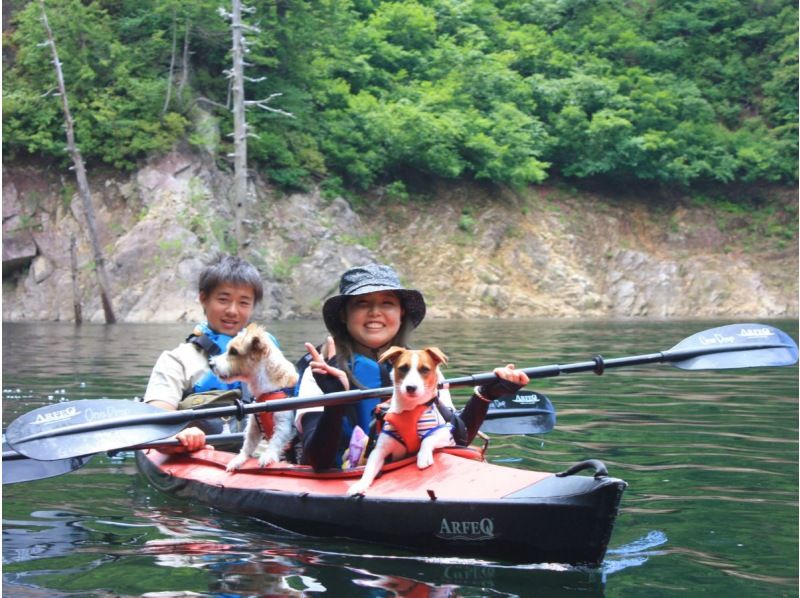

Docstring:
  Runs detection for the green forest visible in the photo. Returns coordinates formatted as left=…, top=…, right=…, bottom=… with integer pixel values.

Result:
left=3, top=0, right=798, bottom=192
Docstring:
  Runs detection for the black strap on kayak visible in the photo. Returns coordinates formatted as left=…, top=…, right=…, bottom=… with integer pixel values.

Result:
left=556, top=459, right=609, bottom=479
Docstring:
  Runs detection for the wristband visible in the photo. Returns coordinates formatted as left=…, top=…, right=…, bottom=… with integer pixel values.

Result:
left=474, top=386, right=491, bottom=403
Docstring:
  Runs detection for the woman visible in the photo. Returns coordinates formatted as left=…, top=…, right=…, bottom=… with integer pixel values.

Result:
left=296, top=263, right=529, bottom=470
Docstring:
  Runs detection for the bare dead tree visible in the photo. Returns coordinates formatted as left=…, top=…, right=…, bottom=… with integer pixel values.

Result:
left=177, top=18, right=191, bottom=109
left=70, top=234, right=82, bottom=324
left=230, top=0, right=248, bottom=245
left=39, top=0, right=116, bottom=323
left=220, top=0, right=293, bottom=252
left=162, top=7, right=178, bottom=115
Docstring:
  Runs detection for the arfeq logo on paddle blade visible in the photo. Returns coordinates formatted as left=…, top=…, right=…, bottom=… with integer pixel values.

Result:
left=491, top=390, right=541, bottom=410
left=33, top=406, right=78, bottom=425
left=512, top=391, right=541, bottom=405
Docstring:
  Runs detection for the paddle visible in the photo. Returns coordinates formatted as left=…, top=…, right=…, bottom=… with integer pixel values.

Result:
left=2, top=441, right=93, bottom=484
left=481, top=390, right=556, bottom=435
left=6, top=323, right=796, bottom=462
left=2, top=401, right=555, bottom=485
left=1, top=433, right=246, bottom=485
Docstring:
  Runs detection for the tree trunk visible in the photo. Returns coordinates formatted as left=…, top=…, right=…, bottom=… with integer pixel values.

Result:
left=162, top=8, right=177, bottom=115
left=40, top=0, right=116, bottom=323
left=70, top=235, right=82, bottom=324
left=230, top=0, right=247, bottom=251
left=177, top=18, right=190, bottom=109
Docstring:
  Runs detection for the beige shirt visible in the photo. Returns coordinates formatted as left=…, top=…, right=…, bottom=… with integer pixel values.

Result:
left=143, top=342, right=211, bottom=409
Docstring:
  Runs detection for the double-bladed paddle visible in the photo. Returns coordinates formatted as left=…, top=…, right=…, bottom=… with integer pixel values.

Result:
left=2, top=396, right=555, bottom=484
left=4, top=323, right=796, bottom=464
left=1, top=433, right=244, bottom=484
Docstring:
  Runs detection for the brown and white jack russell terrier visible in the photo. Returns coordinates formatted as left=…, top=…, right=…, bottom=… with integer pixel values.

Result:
left=209, top=323, right=299, bottom=471
left=348, top=346, right=455, bottom=496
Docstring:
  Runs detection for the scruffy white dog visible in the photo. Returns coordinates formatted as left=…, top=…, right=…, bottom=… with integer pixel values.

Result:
left=210, top=323, right=299, bottom=471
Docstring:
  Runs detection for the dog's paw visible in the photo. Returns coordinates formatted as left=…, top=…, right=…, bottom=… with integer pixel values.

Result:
left=417, top=450, right=435, bottom=469
left=257, top=451, right=280, bottom=468
left=226, top=454, right=248, bottom=472
left=348, top=480, right=369, bottom=496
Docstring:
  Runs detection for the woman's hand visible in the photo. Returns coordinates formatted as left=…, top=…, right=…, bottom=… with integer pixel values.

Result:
left=477, top=364, right=530, bottom=401
left=305, top=337, right=350, bottom=392
left=494, top=364, right=529, bottom=386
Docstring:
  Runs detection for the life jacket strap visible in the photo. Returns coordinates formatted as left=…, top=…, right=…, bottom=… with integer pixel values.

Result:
left=187, top=332, right=222, bottom=357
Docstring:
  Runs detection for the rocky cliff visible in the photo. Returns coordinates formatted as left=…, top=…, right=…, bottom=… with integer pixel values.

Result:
left=3, top=149, right=797, bottom=323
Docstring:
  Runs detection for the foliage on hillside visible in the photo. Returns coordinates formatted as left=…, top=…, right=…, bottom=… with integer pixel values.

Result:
left=3, top=0, right=797, bottom=190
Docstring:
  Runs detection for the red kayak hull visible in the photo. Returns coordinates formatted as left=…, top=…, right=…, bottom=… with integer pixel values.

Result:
left=136, top=447, right=625, bottom=566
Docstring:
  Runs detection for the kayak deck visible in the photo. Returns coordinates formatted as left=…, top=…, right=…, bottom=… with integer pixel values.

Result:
left=136, top=447, right=626, bottom=566
left=149, top=446, right=552, bottom=499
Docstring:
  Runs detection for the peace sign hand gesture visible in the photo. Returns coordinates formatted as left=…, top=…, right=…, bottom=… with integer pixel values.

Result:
left=305, top=336, right=350, bottom=393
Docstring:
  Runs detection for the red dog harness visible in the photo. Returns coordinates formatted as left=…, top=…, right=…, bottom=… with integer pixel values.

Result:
left=254, top=390, right=288, bottom=437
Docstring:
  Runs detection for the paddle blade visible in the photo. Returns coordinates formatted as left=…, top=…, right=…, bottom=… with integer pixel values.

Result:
left=5, top=399, right=183, bottom=461
left=480, top=391, right=556, bottom=435
left=668, top=323, right=799, bottom=370
left=2, top=442, right=92, bottom=484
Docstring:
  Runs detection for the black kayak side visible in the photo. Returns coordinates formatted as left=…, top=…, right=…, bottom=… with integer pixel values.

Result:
left=136, top=447, right=626, bottom=566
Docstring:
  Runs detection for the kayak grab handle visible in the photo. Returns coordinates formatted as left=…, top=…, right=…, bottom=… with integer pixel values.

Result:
left=556, top=459, right=609, bottom=480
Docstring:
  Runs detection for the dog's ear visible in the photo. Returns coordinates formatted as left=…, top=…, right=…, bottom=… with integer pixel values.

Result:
left=378, top=346, right=405, bottom=364
left=423, top=347, right=448, bottom=366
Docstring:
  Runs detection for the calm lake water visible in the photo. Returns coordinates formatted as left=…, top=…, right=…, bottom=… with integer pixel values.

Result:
left=2, top=319, right=798, bottom=597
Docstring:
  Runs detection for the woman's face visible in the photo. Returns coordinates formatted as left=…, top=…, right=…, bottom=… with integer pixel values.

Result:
left=344, top=291, right=404, bottom=352
left=200, top=282, right=255, bottom=336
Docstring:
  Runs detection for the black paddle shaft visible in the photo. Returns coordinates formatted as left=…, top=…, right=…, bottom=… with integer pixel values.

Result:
left=7, top=321, right=797, bottom=462
left=11, top=341, right=786, bottom=446
left=448, top=342, right=791, bottom=385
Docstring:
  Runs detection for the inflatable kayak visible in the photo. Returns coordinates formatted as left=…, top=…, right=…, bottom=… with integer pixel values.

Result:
left=136, top=445, right=626, bottom=566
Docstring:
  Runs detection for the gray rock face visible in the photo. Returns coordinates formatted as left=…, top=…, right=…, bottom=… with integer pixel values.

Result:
left=2, top=150, right=797, bottom=323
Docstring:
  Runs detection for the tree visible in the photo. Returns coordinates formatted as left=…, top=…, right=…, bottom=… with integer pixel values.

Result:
left=221, top=0, right=292, bottom=250
left=39, top=0, right=116, bottom=323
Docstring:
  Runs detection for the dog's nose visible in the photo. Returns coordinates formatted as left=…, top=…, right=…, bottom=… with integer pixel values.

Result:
left=405, top=384, right=418, bottom=394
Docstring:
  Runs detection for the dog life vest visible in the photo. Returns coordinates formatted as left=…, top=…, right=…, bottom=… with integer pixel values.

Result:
left=254, top=390, right=289, bottom=437
left=381, top=401, right=450, bottom=454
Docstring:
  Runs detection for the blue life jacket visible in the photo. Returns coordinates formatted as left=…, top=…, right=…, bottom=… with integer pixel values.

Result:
left=345, top=353, right=388, bottom=436
left=186, top=322, right=243, bottom=396
left=294, top=350, right=391, bottom=467
left=185, top=322, right=282, bottom=435
left=187, top=323, right=283, bottom=396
